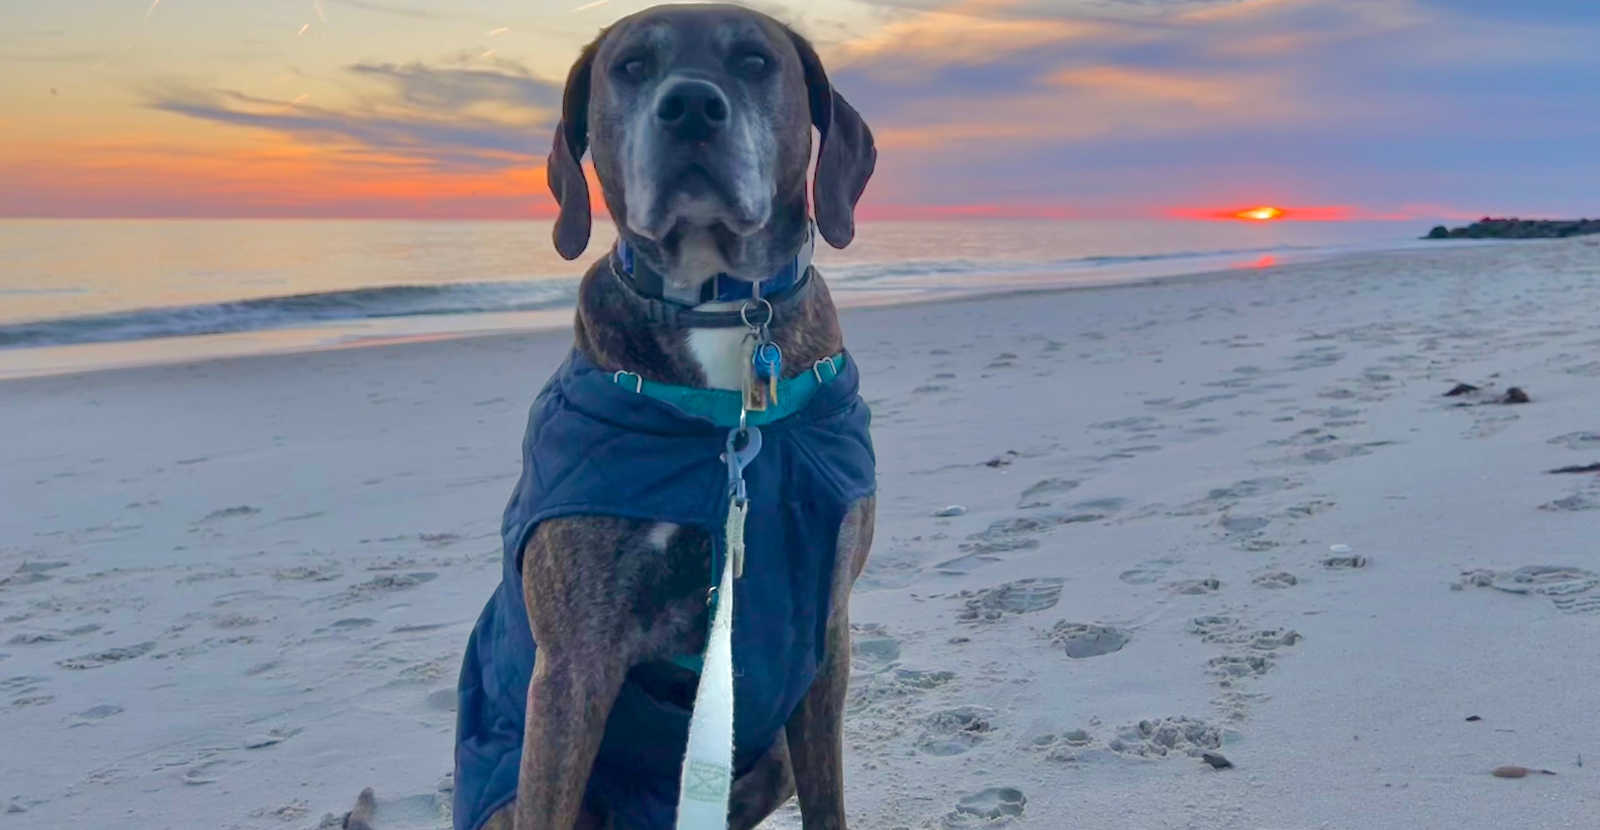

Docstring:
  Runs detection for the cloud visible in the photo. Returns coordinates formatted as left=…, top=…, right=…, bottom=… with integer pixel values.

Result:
left=1044, top=65, right=1262, bottom=108
left=346, top=62, right=561, bottom=115
left=833, top=0, right=1105, bottom=71
left=147, top=61, right=562, bottom=172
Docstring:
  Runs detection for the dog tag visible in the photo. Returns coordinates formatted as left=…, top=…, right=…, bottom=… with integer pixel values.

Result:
left=752, top=341, right=782, bottom=408
left=741, top=336, right=768, bottom=412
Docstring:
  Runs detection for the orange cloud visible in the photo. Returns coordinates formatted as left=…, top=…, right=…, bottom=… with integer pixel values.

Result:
left=870, top=62, right=1296, bottom=151
left=832, top=0, right=1104, bottom=71
left=1044, top=66, right=1257, bottom=108
left=0, top=133, right=555, bottom=218
left=1176, top=0, right=1309, bottom=24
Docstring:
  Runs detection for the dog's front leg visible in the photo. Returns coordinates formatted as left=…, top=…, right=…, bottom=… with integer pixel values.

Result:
left=512, top=649, right=623, bottom=830
left=785, top=498, right=874, bottom=830
left=784, top=613, right=850, bottom=830
left=512, top=524, right=630, bottom=830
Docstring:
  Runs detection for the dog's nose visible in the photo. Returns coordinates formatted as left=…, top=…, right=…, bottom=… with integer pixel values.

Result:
left=655, top=79, right=728, bottom=141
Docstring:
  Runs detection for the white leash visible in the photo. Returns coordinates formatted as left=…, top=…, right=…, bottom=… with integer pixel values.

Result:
left=675, top=425, right=761, bottom=830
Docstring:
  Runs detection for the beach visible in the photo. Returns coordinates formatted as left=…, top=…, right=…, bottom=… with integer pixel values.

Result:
left=3, top=237, right=1599, bottom=829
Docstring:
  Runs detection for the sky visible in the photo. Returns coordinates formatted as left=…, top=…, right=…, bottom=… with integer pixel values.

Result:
left=2, top=0, right=1597, bottom=221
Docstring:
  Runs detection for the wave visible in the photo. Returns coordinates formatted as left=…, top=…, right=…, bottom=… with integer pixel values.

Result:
left=824, top=244, right=1323, bottom=285
left=0, top=242, right=1356, bottom=350
left=0, top=280, right=580, bottom=349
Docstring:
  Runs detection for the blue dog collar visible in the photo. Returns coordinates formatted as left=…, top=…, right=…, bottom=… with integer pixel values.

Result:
left=614, top=223, right=815, bottom=306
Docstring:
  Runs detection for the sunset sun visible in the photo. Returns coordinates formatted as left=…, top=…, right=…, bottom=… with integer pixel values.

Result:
left=1234, top=206, right=1286, bottom=221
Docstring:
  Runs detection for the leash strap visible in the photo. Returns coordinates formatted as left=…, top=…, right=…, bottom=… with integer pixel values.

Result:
left=675, top=426, right=761, bottom=830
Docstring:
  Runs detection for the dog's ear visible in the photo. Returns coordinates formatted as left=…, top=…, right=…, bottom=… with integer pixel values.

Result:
left=548, top=39, right=598, bottom=260
left=788, top=29, right=876, bottom=249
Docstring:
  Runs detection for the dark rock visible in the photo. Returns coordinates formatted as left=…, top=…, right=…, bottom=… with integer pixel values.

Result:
left=1424, top=217, right=1600, bottom=240
left=1549, top=463, right=1600, bottom=474
left=1501, top=387, right=1531, bottom=404
left=1201, top=751, right=1234, bottom=769
left=1444, top=383, right=1480, bottom=397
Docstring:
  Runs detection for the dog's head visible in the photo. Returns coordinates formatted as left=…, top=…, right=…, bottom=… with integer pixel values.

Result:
left=546, top=3, right=875, bottom=286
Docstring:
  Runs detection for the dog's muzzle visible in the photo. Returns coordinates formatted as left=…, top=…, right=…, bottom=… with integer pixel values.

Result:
left=625, top=77, right=773, bottom=241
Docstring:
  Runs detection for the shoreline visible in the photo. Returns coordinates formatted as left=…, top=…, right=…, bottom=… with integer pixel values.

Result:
left=0, top=240, right=1496, bottom=385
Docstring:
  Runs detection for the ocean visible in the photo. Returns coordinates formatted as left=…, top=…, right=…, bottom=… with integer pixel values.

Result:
left=0, top=218, right=1445, bottom=379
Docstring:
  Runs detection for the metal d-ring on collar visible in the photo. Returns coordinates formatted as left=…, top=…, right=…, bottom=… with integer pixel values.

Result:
left=738, top=297, right=774, bottom=330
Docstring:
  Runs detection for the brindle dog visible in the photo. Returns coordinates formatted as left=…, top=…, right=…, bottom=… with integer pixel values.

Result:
left=463, top=5, right=875, bottom=830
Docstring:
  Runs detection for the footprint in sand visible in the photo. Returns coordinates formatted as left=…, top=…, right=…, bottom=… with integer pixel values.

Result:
left=1252, top=571, right=1299, bottom=589
left=1048, top=622, right=1130, bottom=659
left=1169, top=578, right=1221, bottom=595
left=1189, top=616, right=1301, bottom=652
left=916, top=706, right=996, bottom=756
left=1272, top=429, right=1385, bottom=465
left=1017, top=477, right=1078, bottom=508
left=1028, top=728, right=1099, bottom=762
left=849, top=668, right=957, bottom=714
left=202, top=505, right=261, bottom=522
left=244, top=727, right=300, bottom=749
left=1219, top=514, right=1271, bottom=534
left=1249, top=629, right=1302, bottom=650
left=1541, top=493, right=1600, bottom=511
left=274, top=564, right=343, bottom=582
left=424, top=688, right=459, bottom=712
left=851, top=624, right=902, bottom=668
left=69, top=704, right=125, bottom=726
left=181, top=758, right=238, bottom=785
left=1209, top=654, right=1275, bottom=678
left=1108, top=717, right=1225, bottom=760
left=943, top=787, right=1026, bottom=827
left=337, top=572, right=438, bottom=604
left=1454, top=566, right=1600, bottom=616
left=857, top=549, right=926, bottom=590
left=955, top=578, right=1065, bottom=624
left=1090, top=416, right=1163, bottom=433
left=57, top=642, right=154, bottom=670
left=1548, top=431, right=1600, bottom=450
left=1174, top=477, right=1300, bottom=515
left=1287, top=346, right=1345, bottom=371
left=7, top=630, right=68, bottom=645
left=0, top=561, right=68, bottom=587
left=958, top=513, right=1101, bottom=555
left=1118, top=568, right=1162, bottom=585
left=1187, top=615, right=1240, bottom=643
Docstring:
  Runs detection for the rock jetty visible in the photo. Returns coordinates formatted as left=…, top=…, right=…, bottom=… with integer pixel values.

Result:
left=1426, top=218, right=1600, bottom=240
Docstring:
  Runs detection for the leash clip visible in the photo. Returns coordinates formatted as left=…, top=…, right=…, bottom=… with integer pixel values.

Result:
left=724, top=425, right=762, bottom=580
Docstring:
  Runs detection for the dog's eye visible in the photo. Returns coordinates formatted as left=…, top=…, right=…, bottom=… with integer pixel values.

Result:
left=735, top=53, right=768, bottom=76
left=620, top=58, right=647, bottom=79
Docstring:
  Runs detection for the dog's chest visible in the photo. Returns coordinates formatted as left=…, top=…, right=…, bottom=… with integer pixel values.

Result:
left=685, top=326, right=750, bottom=391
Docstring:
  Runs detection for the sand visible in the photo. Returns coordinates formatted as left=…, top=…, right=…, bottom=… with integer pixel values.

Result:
left=3, top=238, right=1599, bottom=829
